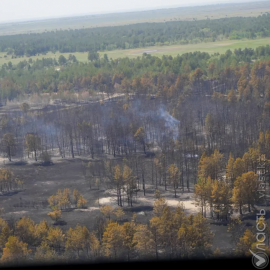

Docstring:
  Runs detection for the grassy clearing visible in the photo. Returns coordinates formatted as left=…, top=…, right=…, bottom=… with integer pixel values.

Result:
left=101, top=38, right=270, bottom=59
left=1, top=37, right=270, bottom=66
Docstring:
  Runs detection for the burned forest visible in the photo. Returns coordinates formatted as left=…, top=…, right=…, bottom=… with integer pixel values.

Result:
left=0, top=1, right=270, bottom=265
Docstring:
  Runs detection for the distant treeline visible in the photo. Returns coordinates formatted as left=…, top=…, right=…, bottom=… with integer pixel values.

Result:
left=1, top=14, right=270, bottom=56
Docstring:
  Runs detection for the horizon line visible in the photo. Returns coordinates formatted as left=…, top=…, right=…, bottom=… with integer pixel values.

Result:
left=0, top=0, right=263, bottom=25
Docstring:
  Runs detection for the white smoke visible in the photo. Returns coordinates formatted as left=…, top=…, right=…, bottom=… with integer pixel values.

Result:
left=158, top=108, right=180, bottom=140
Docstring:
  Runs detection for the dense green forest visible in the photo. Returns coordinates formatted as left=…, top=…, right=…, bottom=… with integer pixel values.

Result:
left=1, top=14, right=270, bottom=56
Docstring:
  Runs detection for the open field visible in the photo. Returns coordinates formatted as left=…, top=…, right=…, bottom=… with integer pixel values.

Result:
left=100, top=38, right=270, bottom=59
left=1, top=37, right=270, bottom=66
left=0, top=1, right=269, bottom=36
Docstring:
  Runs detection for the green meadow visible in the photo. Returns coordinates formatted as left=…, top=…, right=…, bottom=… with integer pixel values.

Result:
left=1, top=37, right=270, bottom=66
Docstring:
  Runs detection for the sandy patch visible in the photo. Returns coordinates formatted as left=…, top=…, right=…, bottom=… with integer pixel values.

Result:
left=137, top=193, right=200, bottom=214
left=0, top=157, right=7, bottom=163
left=179, top=200, right=199, bottom=214
left=98, top=190, right=199, bottom=214
left=10, top=211, right=28, bottom=215
left=137, top=195, right=199, bottom=215
left=98, top=197, right=118, bottom=207
left=74, top=207, right=99, bottom=212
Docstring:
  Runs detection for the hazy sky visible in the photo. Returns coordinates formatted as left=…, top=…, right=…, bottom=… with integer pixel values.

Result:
left=0, top=0, right=259, bottom=23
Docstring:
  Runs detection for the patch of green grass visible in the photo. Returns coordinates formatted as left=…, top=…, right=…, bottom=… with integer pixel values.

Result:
left=100, top=38, right=270, bottom=59
left=1, top=37, right=270, bottom=67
